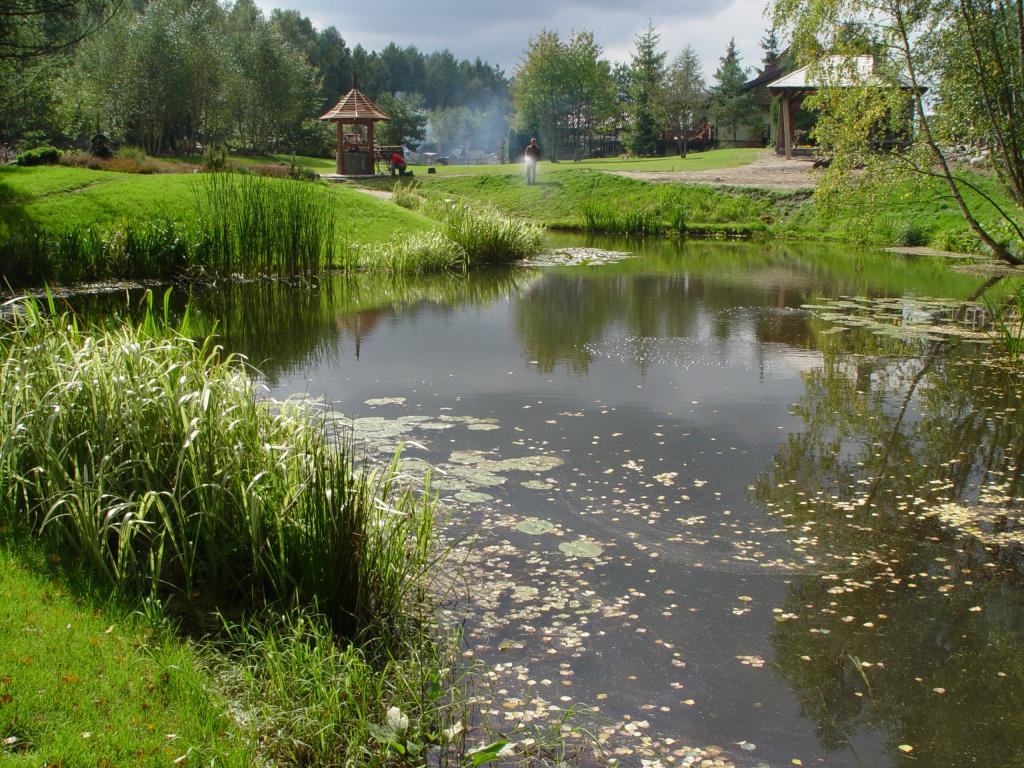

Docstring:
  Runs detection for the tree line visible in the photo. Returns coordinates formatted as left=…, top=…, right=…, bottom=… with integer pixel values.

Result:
left=511, top=22, right=769, bottom=161
left=1, top=0, right=509, bottom=156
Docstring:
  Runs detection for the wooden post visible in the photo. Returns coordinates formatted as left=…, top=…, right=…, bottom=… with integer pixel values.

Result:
left=782, top=94, right=792, bottom=159
left=336, top=123, right=344, bottom=175
left=367, top=121, right=375, bottom=174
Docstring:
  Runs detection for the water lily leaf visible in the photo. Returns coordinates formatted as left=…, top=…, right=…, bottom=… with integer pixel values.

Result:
left=455, top=490, right=493, bottom=503
left=559, top=538, right=604, bottom=558
left=516, top=517, right=556, bottom=535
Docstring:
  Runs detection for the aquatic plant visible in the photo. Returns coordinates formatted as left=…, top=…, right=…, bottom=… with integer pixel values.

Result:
left=579, top=201, right=664, bottom=235
left=195, top=171, right=339, bottom=277
left=0, top=296, right=435, bottom=640
left=356, top=230, right=469, bottom=273
left=439, top=202, right=546, bottom=266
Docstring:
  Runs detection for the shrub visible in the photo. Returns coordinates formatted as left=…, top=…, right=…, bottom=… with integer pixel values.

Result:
left=934, top=225, right=983, bottom=255
left=15, top=145, right=60, bottom=166
left=117, top=145, right=147, bottom=162
left=392, top=180, right=423, bottom=210
left=202, top=144, right=228, bottom=172
left=893, top=218, right=929, bottom=247
left=89, top=133, right=113, bottom=158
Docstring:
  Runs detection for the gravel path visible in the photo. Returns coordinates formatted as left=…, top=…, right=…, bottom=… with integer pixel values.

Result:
left=610, top=150, right=820, bottom=191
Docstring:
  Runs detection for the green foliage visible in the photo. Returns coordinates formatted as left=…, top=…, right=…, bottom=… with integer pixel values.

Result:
left=512, top=30, right=616, bottom=160
left=202, top=144, right=228, bottom=172
left=195, top=171, right=338, bottom=275
left=439, top=202, right=546, bottom=266
left=376, top=91, right=428, bottom=150
left=0, top=300, right=437, bottom=639
left=624, top=20, right=667, bottom=157
left=709, top=38, right=757, bottom=145
left=664, top=46, right=705, bottom=156
left=15, top=145, right=59, bottom=165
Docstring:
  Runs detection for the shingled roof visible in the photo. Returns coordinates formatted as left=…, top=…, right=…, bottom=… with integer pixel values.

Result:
left=319, top=87, right=389, bottom=122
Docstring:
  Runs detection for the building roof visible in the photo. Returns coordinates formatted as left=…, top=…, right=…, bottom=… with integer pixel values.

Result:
left=319, top=88, right=389, bottom=122
left=766, top=55, right=913, bottom=90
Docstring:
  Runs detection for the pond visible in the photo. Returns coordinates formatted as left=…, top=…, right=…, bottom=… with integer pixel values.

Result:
left=71, top=237, right=1024, bottom=767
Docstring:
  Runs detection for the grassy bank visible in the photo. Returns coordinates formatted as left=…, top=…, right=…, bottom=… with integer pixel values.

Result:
left=400, top=169, right=778, bottom=237
left=0, top=299, right=471, bottom=764
left=403, top=161, right=1022, bottom=254
left=1, top=167, right=549, bottom=286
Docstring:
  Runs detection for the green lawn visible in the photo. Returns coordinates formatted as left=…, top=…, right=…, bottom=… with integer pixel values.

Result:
left=398, top=147, right=759, bottom=177
left=0, top=166, right=434, bottom=245
left=0, top=547, right=253, bottom=767
left=394, top=167, right=781, bottom=233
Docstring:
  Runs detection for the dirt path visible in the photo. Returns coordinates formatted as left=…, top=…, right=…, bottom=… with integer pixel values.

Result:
left=609, top=151, right=820, bottom=191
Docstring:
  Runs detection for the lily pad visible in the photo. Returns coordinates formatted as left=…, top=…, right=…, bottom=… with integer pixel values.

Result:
left=516, top=517, right=557, bottom=535
left=455, top=490, right=494, bottom=503
left=558, top=538, right=604, bottom=558
left=364, top=397, right=406, bottom=406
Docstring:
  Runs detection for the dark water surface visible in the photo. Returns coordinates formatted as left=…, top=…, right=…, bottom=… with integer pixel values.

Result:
left=74, top=238, right=1024, bottom=767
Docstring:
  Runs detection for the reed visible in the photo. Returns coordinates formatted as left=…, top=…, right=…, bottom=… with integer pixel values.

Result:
left=579, top=201, right=664, bottom=235
left=355, top=230, right=469, bottom=273
left=0, top=295, right=435, bottom=641
left=194, top=172, right=338, bottom=277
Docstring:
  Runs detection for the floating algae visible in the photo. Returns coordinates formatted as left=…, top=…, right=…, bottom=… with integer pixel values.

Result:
left=364, top=397, right=407, bottom=406
left=455, top=490, right=494, bottom=504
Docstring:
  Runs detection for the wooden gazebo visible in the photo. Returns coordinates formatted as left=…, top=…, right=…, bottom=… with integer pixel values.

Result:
left=319, top=78, right=389, bottom=176
left=766, top=55, right=918, bottom=159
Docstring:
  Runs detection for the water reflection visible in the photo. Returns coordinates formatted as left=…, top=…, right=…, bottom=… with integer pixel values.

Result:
left=54, top=238, right=1024, bottom=767
left=755, top=324, right=1024, bottom=766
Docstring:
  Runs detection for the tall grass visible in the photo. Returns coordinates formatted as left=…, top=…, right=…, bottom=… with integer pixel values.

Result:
left=579, top=201, right=665, bottom=235
left=0, top=295, right=434, bottom=640
left=348, top=202, right=545, bottom=273
left=0, top=219, right=198, bottom=286
left=439, top=202, right=546, bottom=266
left=0, top=173, right=343, bottom=288
left=195, top=172, right=338, bottom=276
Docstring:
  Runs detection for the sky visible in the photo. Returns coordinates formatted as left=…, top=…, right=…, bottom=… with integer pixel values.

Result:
left=254, top=0, right=776, bottom=81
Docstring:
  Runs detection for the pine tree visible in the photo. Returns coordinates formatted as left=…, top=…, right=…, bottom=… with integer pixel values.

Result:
left=709, top=38, right=756, bottom=145
left=625, top=19, right=666, bottom=157
left=664, top=45, right=704, bottom=156
left=760, top=27, right=781, bottom=66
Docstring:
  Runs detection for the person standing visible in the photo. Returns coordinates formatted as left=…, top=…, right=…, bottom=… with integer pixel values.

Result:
left=524, top=138, right=541, bottom=185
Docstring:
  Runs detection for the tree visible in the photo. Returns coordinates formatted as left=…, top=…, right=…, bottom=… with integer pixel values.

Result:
left=761, top=26, right=782, bottom=66
left=625, top=19, right=666, bottom=156
left=709, top=38, right=757, bottom=146
left=561, top=31, right=615, bottom=159
left=0, top=0, right=120, bottom=61
left=512, top=30, right=567, bottom=159
left=772, top=0, right=1024, bottom=262
left=664, top=45, right=705, bottom=156
left=376, top=91, right=427, bottom=149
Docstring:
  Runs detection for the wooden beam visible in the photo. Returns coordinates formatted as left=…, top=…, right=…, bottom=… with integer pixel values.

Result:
left=782, top=94, right=792, bottom=160
left=336, top=123, right=343, bottom=174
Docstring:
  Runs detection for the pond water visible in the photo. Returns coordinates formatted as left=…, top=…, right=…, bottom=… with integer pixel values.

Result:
left=72, top=237, right=1024, bottom=767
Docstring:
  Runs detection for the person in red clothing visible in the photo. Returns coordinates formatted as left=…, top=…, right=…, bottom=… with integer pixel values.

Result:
left=390, top=151, right=407, bottom=176
left=524, top=138, right=541, bottom=184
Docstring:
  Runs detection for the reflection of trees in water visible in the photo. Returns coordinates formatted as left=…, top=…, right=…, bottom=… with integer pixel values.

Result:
left=63, top=268, right=535, bottom=385
left=513, top=270, right=817, bottom=374
left=755, top=331, right=1024, bottom=766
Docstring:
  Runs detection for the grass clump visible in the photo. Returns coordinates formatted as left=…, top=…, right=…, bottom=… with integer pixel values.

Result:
left=0, top=296, right=434, bottom=641
left=438, top=202, right=545, bottom=266
left=580, top=201, right=664, bottom=235
left=353, top=229, right=469, bottom=273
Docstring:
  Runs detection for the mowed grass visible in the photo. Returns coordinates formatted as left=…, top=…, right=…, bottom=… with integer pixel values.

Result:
left=0, top=548, right=252, bottom=767
left=402, top=168, right=779, bottom=232
left=402, top=147, right=760, bottom=177
left=0, top=166, right=433, bottom=245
